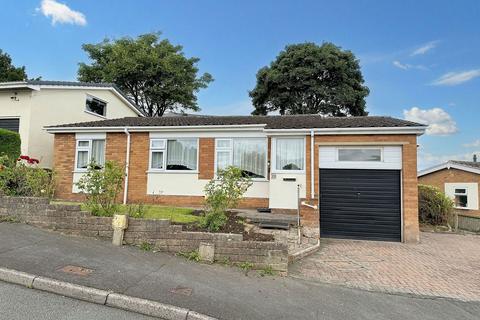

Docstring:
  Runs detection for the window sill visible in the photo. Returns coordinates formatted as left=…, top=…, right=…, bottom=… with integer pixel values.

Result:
left=271, top=170, right=306, bottom=174
left=84, top=110, right=107, bottom=119
left=147, top=170, right=199, bottom=174
left=72, top=170, right=87, bottom=173
left=454, top=206, right=474, bottom=210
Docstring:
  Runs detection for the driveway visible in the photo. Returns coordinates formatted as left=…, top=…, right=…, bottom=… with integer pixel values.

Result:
left=290, top=232, right=480, bottom=301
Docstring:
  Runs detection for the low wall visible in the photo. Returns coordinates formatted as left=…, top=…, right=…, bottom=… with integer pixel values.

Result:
left=457, top=213, right=480, bottom=233
left=0, top=196, right=288, bottom=272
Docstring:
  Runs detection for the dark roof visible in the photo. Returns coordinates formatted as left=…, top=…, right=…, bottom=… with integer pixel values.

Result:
left=48, top=115, right=425, bottom=130
left=450, top=160, right=480, bottom=170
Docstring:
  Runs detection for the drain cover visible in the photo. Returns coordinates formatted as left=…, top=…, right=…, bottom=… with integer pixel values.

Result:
left=170, top=286, right=193, bottom=296
left=58, top=265, right=94, bottom=276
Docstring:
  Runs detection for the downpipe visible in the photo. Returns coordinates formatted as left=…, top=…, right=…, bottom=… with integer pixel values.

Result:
left=123, top=128, right=131, bottom=205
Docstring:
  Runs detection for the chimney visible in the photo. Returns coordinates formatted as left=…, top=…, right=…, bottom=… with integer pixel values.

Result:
left=474, top=154, right=478, bottom=163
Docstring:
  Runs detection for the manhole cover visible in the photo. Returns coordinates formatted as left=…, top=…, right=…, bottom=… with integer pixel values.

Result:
left=58, top=265, right=94, bottom=276
left=170, top=286, right=193, bottom=296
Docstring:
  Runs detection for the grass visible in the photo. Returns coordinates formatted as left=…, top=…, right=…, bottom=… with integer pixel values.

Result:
left=52, top=201, right=200, bottom=224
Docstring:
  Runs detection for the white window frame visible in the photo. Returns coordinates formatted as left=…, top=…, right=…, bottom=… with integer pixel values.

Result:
left=74, top=139, right=105, bottom=171
left=85, top=94, right=108, bottom=118
left=336, top=146, right=383, bottom=162
left=453, top=187, right=468, bottom=209
left=149, top=138, right=199, bottom=173
left=271, top=137, right=306, bottom=174
left=214, top=137, right=268, bottom=181
left=445, top=183, right=479, bottom=211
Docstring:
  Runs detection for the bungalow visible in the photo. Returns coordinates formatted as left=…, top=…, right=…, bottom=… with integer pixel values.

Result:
left=46, top=115, right=426, bottom=243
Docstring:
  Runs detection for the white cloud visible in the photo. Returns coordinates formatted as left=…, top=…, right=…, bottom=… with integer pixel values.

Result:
left=432, top=69, right=480, bottom=86
left=463, top=140, right=480, bottom=148
left=403, top=107, right=457, bottom=136
left=392, top=60, right=427, bottom=71
left=411, top=41, right=439, bottom=56
left=39, top=0, right=86, bottom=26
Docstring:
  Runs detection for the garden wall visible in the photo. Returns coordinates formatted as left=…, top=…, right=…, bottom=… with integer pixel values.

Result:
left=0, top=196, right=288, bottom=272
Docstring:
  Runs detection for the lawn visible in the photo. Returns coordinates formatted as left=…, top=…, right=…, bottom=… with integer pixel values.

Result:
left=52, top=201, right=200, bottom=224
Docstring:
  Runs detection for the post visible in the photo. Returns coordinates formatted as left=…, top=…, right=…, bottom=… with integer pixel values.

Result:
left=112, top=214, right=128, bottom=246
left=455, top=212, right=459, bottom=232
left=198, top=242, right=215, bottom=263
left=297, top=184, right=301, bottom=244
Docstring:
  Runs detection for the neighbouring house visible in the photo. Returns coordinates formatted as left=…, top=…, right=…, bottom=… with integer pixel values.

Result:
left=418, top=159, right=480, bottom=217
left=0, top=81, right=143, bottom=168
left=46, top=115, right=426, bottom=243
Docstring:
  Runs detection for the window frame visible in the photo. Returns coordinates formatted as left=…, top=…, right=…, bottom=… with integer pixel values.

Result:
left=85, top=94, right=108, bottom=118
left=148, top=138, right=199, bottom=173
left=453, top=187, right=468, bottom=209
left=74, top=139, right=106, bottom=171
left=336, top=146, right=383, bottom=162
left=271, top=137, right=306, bottom=173
left=214, top=137, right=268, bottom=181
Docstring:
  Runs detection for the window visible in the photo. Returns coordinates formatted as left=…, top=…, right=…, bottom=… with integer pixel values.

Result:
left=216, top=138, right=267, bottom=179
left=86, top=95, right=107, bottom=117
left=150, top=139, right=198, bottom=171
left=338, top=148, right=382, bottom=162
left=75, top=139, right=105, bottom=170
left=454, top=188, right=468, bottom=208
left=275, top=138, right=305, bottom=171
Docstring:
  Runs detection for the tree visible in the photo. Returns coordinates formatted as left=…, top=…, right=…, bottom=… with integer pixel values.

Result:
left=250, top=42, right=369, bottom=116
left=0, top=49, right=28, bottom=82
left=78, top=32, right=213, bottom=117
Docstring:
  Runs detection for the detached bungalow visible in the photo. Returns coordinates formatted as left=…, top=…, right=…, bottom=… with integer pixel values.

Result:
left=46, top=115, right=426, bottom=243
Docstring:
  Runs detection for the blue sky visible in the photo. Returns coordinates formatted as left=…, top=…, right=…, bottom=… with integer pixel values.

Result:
left=1, top=0, right=479, bottom=169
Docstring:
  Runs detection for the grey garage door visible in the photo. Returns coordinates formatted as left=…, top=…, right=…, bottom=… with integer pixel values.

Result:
left=319, top=169, right=401, bottom=242
left=0, top=118, right=20, bottom=132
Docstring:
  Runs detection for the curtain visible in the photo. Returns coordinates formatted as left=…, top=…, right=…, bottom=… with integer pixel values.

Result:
left=276, top=138, right=304, bottom=170
left=91, top=140, right=105, bottom=167
left=77, top=151, right=88, bottom=169
left=233, top=139, right=266, bottom=178
left=167, top=139, right=197, bottom=170
left=151, top=151, right=164, bottom=169
left=216, top=151, right=231, bottom=171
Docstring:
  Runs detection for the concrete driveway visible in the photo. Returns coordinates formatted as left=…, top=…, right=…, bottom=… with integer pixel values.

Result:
left=290, top=232, right=480, bottom=301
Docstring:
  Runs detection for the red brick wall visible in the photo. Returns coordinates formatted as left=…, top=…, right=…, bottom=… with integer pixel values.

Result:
left=53, top=133, right=84, bottom=201
left=198, top=138, right=214, bottom=180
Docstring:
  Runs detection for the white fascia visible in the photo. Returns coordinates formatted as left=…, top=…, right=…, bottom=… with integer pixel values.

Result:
left=418, top=161, right=480, bottom=177
left=0, top=82, right=40, bottom=91
left=264, top=126, right=427, bottom=136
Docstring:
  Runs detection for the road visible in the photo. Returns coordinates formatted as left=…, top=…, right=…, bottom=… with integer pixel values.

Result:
left=0, top=281, right=156, bottom=320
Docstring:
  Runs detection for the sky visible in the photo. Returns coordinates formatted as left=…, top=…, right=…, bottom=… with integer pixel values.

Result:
left=0, top=0, right=479, bottom=169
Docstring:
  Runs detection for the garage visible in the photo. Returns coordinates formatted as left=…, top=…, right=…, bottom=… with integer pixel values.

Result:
left=318, top=146, right=402, bottom=242
left=0, top=118, right=20, bottom=132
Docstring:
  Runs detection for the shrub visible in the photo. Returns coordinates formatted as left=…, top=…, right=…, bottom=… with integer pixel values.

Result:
left=0, top=129, right=21, bottom=164
left=75, top=161, right=124, bottom=217
left=201, top=166, right=252, bottom=231
left=126, top=202, right=146, bottom=218
left=0, top=155, right=55, bottom=198
left=418, top=184, right=454, bottom=226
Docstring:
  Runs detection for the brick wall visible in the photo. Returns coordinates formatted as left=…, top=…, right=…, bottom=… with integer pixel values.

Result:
left=0, top=196, right=288, bottom=272
left=198, top=138, right=214, bottom=180
left=419, top=168, right=480, bottom=217
left=53, top=133, right=84, bottom=201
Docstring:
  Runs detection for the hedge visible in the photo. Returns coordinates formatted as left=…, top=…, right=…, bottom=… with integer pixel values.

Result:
left=0, top=128, right=21, bottom=161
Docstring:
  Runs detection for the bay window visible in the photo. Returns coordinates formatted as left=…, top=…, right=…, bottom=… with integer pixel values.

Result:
left=75, top=139, right=105, bottom=170
left=274, top=138, right=305, bottom=171
left=216, top=138, right=267, bottom=179
left=150, top=139, right=198, bottom=171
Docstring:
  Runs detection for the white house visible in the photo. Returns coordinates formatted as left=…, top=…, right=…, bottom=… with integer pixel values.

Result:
left=0, top=80, right=143, bottom=167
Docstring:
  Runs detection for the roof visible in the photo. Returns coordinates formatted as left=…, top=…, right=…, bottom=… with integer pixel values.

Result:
left=418, top=160, right=480, bottom=177
left=45, top=115, right=427, bottom=135
left=0, top=80, right=144, bottom=116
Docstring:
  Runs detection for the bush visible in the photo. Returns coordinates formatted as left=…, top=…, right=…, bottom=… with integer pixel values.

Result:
left=201, top=166, right=252, bottom=231
left=0, top=155, right=55, bottom=198
left=418, top=184, right=454, bottom=226
left=0, top=129, right=21, bottom=165
left=75, top=161, right=124, bottom=216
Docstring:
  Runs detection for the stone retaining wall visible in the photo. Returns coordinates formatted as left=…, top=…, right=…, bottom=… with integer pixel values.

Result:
left=457, top=213, right=480, bottom=233
left=0, top=196, right=288, bottom=272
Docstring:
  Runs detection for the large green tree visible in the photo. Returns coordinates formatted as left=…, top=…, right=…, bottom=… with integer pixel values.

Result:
left=78, top=33, right=213, bottom=117
left=250, top=42, right=369, bottom=116
left=0, top=49, right=28, bottom=82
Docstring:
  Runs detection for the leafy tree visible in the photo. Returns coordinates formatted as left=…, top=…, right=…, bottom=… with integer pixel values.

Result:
left=78, top=32, right=213, bottom=117
left=0, top=49, right=28, bottom=82
left=250, top=42, right=369, bottom=116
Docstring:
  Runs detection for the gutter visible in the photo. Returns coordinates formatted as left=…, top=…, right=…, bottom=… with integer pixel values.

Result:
left=123, top=128, right=131, bottom=205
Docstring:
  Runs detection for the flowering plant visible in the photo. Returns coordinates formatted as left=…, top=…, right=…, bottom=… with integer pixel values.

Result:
left=17, top=155, right=40, bottom=165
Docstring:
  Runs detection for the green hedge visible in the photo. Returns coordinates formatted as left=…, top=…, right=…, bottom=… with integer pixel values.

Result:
left=0, top=128, right=21, bottom=161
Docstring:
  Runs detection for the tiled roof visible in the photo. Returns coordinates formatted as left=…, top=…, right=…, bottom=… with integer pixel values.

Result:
left=450, top=160, right=480, bottom=170
left=48, top=115, right=425, bottom=130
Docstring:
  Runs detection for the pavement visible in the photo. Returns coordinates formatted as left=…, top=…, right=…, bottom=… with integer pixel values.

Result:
left=0, top=281, right=156, bottom=320
left=290, top=232, right=480, bottom=301
left=1, top=222, right=480, bottom=320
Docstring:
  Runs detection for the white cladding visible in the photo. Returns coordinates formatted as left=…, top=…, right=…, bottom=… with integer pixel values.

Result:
left=319, top=146, right=402, bottom=170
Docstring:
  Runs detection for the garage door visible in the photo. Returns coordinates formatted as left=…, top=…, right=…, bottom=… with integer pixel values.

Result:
left=0, top=118, right=20, bottom=132
left=319, top=169, right=401, bottom=242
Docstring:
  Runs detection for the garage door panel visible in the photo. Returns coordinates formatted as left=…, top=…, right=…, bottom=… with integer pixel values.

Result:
left=320, top=169, right=401, bottom=242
